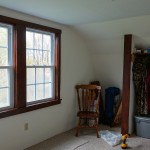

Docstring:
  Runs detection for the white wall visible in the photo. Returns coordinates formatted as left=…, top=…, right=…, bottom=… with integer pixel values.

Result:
left=0, top=7, right=95, bottom=150
left=73, top=15, right=150, bottom=134
left=91, top=39, right=124, bottom=101
left=91, top=38, right=136, bottom=134
left=129, top=63, right=135, bottom=134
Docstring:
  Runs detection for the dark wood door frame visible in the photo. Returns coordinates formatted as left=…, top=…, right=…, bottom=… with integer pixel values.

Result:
left=121, top=34, right=132, bottom=134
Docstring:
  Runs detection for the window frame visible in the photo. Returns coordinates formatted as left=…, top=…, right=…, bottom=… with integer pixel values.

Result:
left=0, top=15, right=61, bottom=118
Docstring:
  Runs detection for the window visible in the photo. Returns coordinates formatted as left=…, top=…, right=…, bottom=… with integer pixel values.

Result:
left=0, top=23, right=13, bottom=111
left=0, top=15, right=61, bottom=118
left=26, top=29, right=55, bottom=104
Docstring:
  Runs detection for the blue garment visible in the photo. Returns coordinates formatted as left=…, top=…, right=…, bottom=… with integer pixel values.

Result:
left=105, top=87, right=120, bottom=125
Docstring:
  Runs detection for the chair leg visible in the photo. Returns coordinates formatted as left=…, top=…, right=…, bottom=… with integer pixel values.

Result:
left=95, top=118, right=99, bottom=138
left=76, top=118, right=80, bottom=137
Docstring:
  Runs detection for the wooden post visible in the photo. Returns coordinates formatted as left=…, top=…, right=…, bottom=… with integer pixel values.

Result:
left=121, top=34, right=132, bottom=134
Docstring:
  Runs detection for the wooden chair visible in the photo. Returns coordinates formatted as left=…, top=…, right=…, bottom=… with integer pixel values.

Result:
left=75, top=84, right=101, bottom=138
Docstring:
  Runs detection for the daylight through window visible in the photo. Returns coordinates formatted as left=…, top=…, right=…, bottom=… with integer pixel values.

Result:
left=26, top=29, right=55, bottom=104
left=0, top=23, right=13, bottom=110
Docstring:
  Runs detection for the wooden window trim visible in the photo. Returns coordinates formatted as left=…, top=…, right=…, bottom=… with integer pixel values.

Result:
left=0, top=15, right=61, bottom=119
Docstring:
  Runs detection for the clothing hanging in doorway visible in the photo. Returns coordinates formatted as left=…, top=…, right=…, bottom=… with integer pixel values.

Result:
left=132, top=55, right=150, bottom=115
left=146, top=65, right=150, bottom=114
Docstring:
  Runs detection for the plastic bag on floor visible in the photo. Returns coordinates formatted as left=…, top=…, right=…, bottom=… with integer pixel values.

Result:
left=99, top=130, right=122, bottom=146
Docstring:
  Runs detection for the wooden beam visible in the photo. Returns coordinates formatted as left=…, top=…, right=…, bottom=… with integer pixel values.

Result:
left=121, top=34, right=132, bottom=134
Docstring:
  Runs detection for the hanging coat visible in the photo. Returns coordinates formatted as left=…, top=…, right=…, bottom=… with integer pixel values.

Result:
left=133, top=57, right=147, bottom=115
left=146, top=64, right=150, bottom=114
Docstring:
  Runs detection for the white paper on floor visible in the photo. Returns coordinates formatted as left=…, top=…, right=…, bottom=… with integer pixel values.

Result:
left=99, top=130, right=122, bottom=146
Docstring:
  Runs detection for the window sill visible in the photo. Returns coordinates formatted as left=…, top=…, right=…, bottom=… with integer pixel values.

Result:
left=0, top=98, right=62, bottom=119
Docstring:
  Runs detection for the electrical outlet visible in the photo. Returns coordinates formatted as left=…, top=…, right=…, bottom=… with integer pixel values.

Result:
left=24, top=123, right=29, bottom=131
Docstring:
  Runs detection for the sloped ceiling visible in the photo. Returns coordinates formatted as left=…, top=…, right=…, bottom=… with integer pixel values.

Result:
left=1, top=0, right=150, bottom=51
left=0, top=0, right=150, bottom=25
left=72, top=15, right=150, bottom=53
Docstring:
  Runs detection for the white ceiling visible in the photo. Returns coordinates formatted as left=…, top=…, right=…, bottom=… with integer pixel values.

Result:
left=1, top=0, right=150, bottom=51
left=0, top=0, right=150, bottom=25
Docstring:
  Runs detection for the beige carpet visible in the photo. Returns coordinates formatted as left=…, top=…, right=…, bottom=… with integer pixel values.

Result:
left=26, top=125, right=150, bottom=150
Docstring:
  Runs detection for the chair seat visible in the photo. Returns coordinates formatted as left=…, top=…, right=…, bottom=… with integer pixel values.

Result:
left=77, top=111, right=99, bottom=118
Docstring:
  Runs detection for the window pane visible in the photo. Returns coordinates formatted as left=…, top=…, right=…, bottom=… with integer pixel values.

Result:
left=0, top=48, right=8, bottom=66
left=0, top=69, right=8, bottom=87
left=45, top=68, right=52, bottom=83
left=36, top=84, right=44, bottom=100
left=0, top=23, right=12, bottom=110
left=34, top=50, right=43, bottom=65
left=43, top=34, right=51, bottom=50
left=26, top=50, right=34, bottom=66
left=45, top=83, right=52, bottom=98
left=43, top=51, right=51, bottom=65
left=26, top=31, right=33, bottom=49
left=26, top=29, right=56, bottom=104
left=27, top=85, right=35, bottom=102
left=0, top=88, right=9, bottom=108
left=34, top=33, right=42, bottom=50
left=0, top=27, right=8, bottom=47
left=27, top=68, right=35, bottom=84
left=36, top=68, right=44, bottom=83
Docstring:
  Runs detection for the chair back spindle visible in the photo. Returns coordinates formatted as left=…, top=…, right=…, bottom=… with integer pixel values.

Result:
left=76, top=85, right=101, bottom=113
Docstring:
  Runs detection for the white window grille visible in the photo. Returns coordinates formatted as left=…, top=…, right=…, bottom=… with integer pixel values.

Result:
left=0, top=23, right=13, bottom=110
left=26, top=28, right=55, bottom=104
